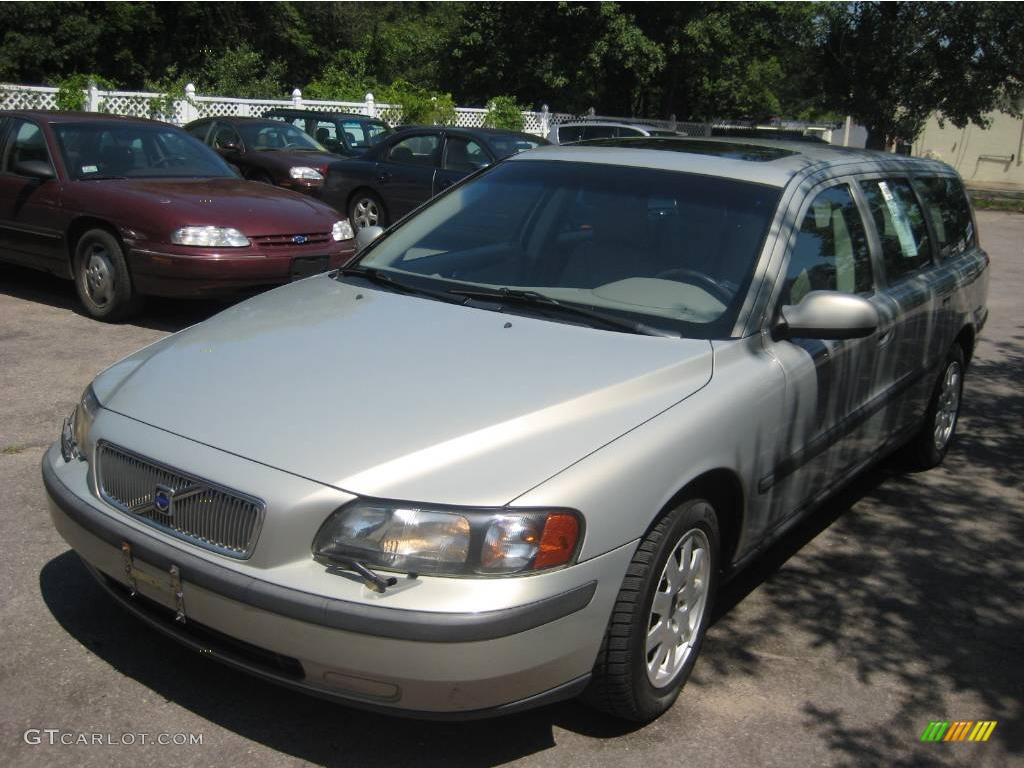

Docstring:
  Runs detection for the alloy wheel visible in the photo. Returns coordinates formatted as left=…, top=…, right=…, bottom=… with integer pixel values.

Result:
left=933, top=360, right=962, bottom=451
left=352, top=197, right=379, bottom=230
left=645, top=524, right=711, bottom=687
left=83, top=244, right=115, bottom=308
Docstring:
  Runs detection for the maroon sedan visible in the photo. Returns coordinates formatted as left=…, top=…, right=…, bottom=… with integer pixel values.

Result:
left=0, top=112, right=355, bottom=320
left=184, top=117, right=344, bottom=197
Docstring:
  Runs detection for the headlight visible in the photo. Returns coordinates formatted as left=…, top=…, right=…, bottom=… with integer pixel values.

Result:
left=171, top=226, right=250, bottom=247
left=61, top=384, right=100, bottom=462
left=313, top=501, right=582, bottom=577
left=332, top=220, right=354, bottom=241
left=289, top=166, right=324, bottom=181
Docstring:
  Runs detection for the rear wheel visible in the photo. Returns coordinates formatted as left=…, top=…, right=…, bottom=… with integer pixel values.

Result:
left=900, top=344, right=965, bottom=469
left=349, top=191, right=387, bottom=231
left=583, top=497, right=719, bottom=722
left=73, top=228, right=141, bottom=321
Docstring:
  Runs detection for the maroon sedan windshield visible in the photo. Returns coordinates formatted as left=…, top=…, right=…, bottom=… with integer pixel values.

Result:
left=55, top=123, right=236, bottom=180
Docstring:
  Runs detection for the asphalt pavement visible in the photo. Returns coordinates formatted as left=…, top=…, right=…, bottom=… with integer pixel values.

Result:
left=1, top=212, right=1021, bottom=768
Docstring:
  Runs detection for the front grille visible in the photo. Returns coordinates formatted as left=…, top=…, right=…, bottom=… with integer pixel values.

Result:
left=251, top=233, right=331, bottom=247
left=96, top=443, right=265, bottom=559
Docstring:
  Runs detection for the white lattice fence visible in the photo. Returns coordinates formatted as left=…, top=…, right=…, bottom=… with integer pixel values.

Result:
left=99, top=91, right=161, bottom=119
left=454, top=107, right=487, bottom=128
left=1, top=84, right=60, bottom=111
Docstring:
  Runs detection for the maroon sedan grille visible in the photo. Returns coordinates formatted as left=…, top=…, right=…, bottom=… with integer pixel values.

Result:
left=251, top=233, right=331, bottom=247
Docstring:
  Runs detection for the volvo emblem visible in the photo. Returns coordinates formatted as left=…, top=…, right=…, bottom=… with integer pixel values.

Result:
left=153, top=485, right=174, bottom=517
left=292, top=234, right=308, bottom=244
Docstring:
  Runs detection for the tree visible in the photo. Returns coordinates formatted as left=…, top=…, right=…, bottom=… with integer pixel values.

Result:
left=820, top=2, right=1024, bottom=149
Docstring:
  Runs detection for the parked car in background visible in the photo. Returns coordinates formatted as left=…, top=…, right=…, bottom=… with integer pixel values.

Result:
left=0, top=111, right=355, bottom=320
left=548, top=120, right=682, bottom=144
left=45, top=136, right=987, bottom=720
left=263, top=108, right=393, bottom=157
left=322, top=125, right=547, bottom=231
left=184, top=117, right=344, bottom=196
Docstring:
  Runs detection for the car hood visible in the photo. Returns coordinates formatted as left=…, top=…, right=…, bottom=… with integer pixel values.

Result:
left=247, top=150, right=342, bottom=170
left=69, top=178, right=337, bottom=236
left=93, top=276, right=713, bottom=506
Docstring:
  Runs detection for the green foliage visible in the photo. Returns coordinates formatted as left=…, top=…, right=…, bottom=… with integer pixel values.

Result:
left=305, top=53, right=375, bottom=102
left=54, top=73, right=116, bottom=111
left=198, top=43, right=286, bottom=99
left=1, top=0, right=1021, bottom=140
left=820, top=2, right=1024, bottom=148
left=378, top=79, right=456, bottom=125
left=483, top=96, right=525, bottom=131
left=144, top=66, right=192, bottom=119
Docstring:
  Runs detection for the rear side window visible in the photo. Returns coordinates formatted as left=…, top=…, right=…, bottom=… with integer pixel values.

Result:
left=859, top=178, right=932, bottom=281
left=557, top=125, right=585, bottom=143
left=911, top=176, right=975, bottom=260
left=781, top=184, right=873, bottom=305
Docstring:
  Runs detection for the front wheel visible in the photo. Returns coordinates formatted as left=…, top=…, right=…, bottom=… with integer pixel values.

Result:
left=349, top=191, right=387, bottom=231
left=899, top=344, right=965, bottom=469
left=73, top=229, right=141, bottom=321
left=583, top=497, right=720, bottom=722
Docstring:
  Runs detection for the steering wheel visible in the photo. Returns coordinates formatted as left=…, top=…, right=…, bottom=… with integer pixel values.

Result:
left=152, top=155, right=188, bottom=168
left=654, top=268, right=733, bottom=304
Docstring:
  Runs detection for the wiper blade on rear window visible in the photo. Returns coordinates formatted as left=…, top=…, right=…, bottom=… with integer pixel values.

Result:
left=338, top=266, right=467, bottom=305
left=448, top=287, right=677, bottom=337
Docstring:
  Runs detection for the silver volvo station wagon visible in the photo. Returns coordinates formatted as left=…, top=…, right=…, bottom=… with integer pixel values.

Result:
left=43, top=137, right=989, bottom=721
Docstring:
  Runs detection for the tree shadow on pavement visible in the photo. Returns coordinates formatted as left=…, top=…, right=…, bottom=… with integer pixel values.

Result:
left=0, top=263, right=234, bottom=333
left=706, top=336, right=1023, bottom=767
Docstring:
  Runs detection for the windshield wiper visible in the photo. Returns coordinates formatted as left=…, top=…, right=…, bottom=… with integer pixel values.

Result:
left=449, top=286, right=677, bottom=337
left=326, top=557, right=399, bottom=593
left=338, top=265, right=468, bottom=304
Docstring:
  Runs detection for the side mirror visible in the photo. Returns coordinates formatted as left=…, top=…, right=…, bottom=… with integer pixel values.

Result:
left=774, top=291, right=878, bottom=340
left=355, top=225, right=384, bottom=253
left=14, top=159, right=55, bottom=180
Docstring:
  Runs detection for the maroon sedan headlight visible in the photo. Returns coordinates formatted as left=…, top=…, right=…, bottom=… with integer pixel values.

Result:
left=171, top=226, right=251, bottom=247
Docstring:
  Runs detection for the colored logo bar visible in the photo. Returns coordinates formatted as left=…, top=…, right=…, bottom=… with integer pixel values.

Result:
left=920, top=721, right=997, bottom=742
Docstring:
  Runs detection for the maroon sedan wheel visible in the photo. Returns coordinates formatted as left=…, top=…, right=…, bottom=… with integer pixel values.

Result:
left=73, top=229, right=141, bottom=321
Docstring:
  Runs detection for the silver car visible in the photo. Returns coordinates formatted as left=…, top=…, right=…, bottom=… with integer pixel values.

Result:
left=548, top=120, right=683, bottom=144
left=43, top=137, right=988, bottom=722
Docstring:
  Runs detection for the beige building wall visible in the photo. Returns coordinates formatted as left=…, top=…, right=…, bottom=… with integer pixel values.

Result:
left=914, top=110, right=1024, bottom=189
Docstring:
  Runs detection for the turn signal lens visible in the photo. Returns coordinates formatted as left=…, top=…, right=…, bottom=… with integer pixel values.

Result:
left=534, top=513, right=581, bottom=570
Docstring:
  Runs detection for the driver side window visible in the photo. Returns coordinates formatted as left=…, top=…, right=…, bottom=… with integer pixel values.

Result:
left=781, top=184, right=873, bottom=306
left=3, top=119, right=52, bottom=175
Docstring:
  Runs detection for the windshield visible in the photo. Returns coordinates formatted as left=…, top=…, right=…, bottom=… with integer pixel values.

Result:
left=55, top=123, right=236, bottom=180
left=358, top=160, right=780, bottom=338
left=236, top=122, right=325, bottom=152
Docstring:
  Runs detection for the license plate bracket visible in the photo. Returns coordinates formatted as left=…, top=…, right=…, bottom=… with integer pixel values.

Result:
left=121, top=542, right=187, bottom=623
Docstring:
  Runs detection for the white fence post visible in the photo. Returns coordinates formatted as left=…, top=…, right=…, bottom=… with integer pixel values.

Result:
left=182, top=83, right=199, bottom=124
left=365, top=92, right=375, bottom=118
left=669, top=113, right=677, bottom=131
left=292, top=88, right=302, bottom=109
left=86, top=80, right=99, bottom=112
left=540, top=104, right=549, bottom=138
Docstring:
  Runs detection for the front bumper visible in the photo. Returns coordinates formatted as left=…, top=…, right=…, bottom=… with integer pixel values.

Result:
left=42, top=442, right=633, bottom=717
left=128, top=243, right=356, bottom=298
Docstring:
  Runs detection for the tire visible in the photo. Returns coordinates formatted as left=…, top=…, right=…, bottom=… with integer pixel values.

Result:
left=899, top=344, right=966, bottom=470
left=349, top=190, right=387, bottom=231
left=73, top=228, right=141, bottom=321
left=583, top=497, right=720, bottom=722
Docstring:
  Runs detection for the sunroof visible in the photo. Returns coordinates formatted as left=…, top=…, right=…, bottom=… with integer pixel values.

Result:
left=575, top=137, right=796, bottom=162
